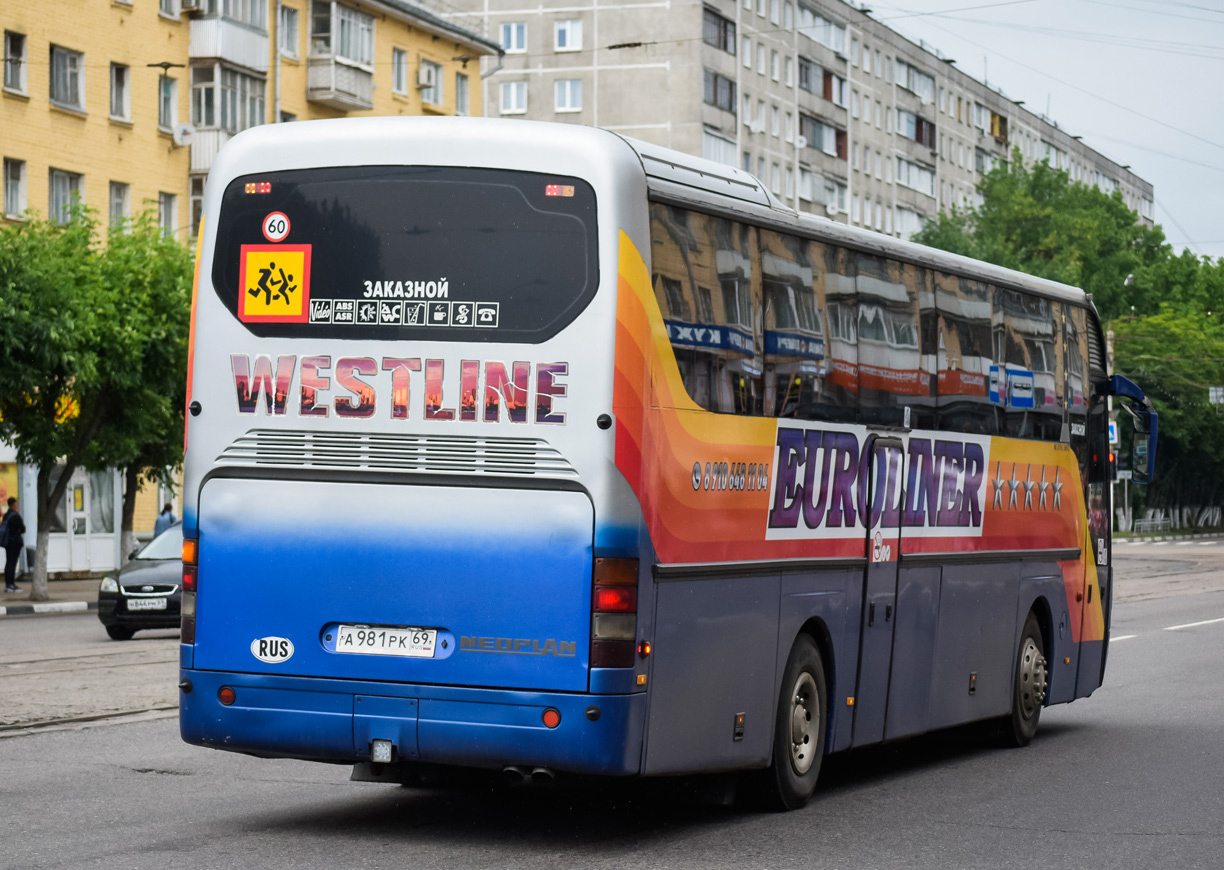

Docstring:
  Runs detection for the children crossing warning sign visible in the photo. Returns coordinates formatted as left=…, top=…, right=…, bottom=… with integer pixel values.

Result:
left=239, top=244, right=312, bottom=323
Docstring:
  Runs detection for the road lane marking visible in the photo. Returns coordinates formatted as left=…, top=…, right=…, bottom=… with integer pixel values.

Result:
left=1164, top=617, right=1224, bottom=632
left=1153, top=541, right=1169, bottom=546
left=1112, top=635, right=1137, bottom=641
left=1176, top=541, right=1195, bottom=546
left=1199, top=541, right=1218, bottom=546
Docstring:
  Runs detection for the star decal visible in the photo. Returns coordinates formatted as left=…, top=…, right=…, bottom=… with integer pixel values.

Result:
left=1008, top=463, right=1020, bottom=510
left=992, top=462, right=1007, bottom=509
left=1023, top=464, right=1036, bottom=510
left=1052, top=467, right=1063, bottom=511
left=1038, top=466, right=1050, bottom=510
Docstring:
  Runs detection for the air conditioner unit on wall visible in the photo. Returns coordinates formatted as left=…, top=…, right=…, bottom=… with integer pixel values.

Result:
left=417, top=65, right=436, bottom=89
left=796, top=135, right=808, bottom=149
left=749, top=119, right=765, bottom=135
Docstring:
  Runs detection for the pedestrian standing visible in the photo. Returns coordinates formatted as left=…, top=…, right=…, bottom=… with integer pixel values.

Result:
left=3, top=497, right=25, bottom=592
left=154, top=502, right=178, bottom=536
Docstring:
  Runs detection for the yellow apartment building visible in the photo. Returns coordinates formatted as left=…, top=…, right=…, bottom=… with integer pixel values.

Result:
left=2, top=0, right=498, bottom=569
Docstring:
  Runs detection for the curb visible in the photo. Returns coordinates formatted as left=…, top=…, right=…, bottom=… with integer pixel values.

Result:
left=0, top=601, right=97, bottom=617
left=1118, top=533, right=1224, bottom=544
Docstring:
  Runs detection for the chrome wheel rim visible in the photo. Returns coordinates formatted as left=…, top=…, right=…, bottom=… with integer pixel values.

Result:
left=1018, top=637, right=1048, bottom=720
left=788, top=671, right=820, bottom=775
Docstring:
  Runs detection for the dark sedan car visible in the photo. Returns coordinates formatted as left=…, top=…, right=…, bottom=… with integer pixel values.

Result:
left=97, top=523, right=182, bottom=640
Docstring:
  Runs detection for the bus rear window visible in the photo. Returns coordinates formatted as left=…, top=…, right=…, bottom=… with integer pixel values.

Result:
left=211, top=166, right=598, bottom=342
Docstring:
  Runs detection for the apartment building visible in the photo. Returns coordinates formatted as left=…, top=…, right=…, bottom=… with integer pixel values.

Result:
left=448, top=0, right=1153, bottom=236
left=2, top=0, right=498, bottom=573
left=2, top=0, right=499, bottom=242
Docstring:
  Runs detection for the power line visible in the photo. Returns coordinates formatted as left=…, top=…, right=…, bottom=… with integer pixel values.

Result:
left=1155, top=197, right=1203, bottom=256
left=929, top=15, right=1224, bottom=60
left=875, top=0, right=1040, bottom=22
left=1078, top=0, right=1224, bottom=24
left=877, top=5, right=1224, bottom=157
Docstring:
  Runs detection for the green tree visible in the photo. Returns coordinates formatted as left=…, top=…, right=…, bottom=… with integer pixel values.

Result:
left=87, top=210, right=193, bottom=562
left=0, top=208, right=104, bottom=600
left=0, top=207, right=193, bottom=599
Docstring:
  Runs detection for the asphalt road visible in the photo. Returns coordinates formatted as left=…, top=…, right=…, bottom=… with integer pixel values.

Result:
left=3, top=540, right=1223, bottom=869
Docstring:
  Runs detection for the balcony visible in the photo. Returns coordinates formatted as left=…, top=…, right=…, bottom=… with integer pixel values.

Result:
left=189, top=17, right=269, bottom=72
left=307, top=58, right=373, bottom=111
left=190, top=129, right=231, bottom=174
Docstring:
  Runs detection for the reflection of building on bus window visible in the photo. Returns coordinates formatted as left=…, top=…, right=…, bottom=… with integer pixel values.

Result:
left=650, top=203, right=764, bottom=415
left=994, top=288, right=1063, bottom=441
left=935, top=273, right=998, bottom=434
left=856, top=255, right=927, bottom=429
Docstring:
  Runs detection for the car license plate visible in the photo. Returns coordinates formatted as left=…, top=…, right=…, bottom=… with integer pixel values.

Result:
left=335, top=625, right=436, bottom=658
left=127, top=597, right=167, bottom=611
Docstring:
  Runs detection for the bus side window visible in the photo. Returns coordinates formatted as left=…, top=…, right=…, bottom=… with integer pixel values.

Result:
left=935, top=273, right=998, bottom=434
left=856, top=255, right=923, bottom=428
left=816, top=243, right=858, bottom=423
left=996, top=287, right=1061, bottom=441
left=649, top=204, right=765, bottom=415
left=761, top=229, right=824, bottom=419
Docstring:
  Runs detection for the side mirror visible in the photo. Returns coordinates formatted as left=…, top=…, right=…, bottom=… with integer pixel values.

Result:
left=1109, top=375, right=1158, bottom=485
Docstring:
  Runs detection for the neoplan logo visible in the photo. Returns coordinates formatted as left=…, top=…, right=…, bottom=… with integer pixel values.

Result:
left=251, top=636, right=294, bottom=663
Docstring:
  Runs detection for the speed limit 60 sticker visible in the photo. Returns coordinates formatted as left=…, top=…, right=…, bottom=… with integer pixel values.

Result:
left=262, top=211, right=291, bottom=242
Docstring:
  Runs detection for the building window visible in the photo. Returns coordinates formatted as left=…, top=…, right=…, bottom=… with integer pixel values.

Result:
left=797, top=5, right=846, bottom=54
left=456, top=72, right=469, bottom=116
left=757, top=43, right=765, bottom=74
left=311, top=2, right=371, bottom=65
left=49, top=169, right=82, bottom=224
left=771, top=104, right=779, bottom=136
left=896, top=156, right=936, bottom=196
left=419, top=60, right=443, bottom=105
left=742, top=36, right=751, bottom=67
left=158, top=75, right=178, bottom=130
left=799, top=114, right=845, bottom=159
left=784, top=56, right=793, bottom=87
left=109, top=182, right=130, bottom=230
left=279, top=5, right=299, bottom=58
left=784, top=1, right=793, bottom=29
left=50, top=45, right=84, bottom=110
left=851, top=89, right=859, bottom=118
left=897, top=109, right=936, bottom=146
left=555, top=19, right=582, bottom=51
left=702, top=130, right=737, bottom=168
left=161, top=0, right=179, bottom=16
left=223, top=0, right=266, bottom=30
left=798, top=57, right=813, bottom=92
left=852, top=193, right=860, bottom=223
left=785, top=167, right=794, bottom=199
left=702, top=69, right=736, bottom=113
left=3, top=158, right=25, bottom=217
left=158, top=192, right=177, bottom=236
left=823, top=70, right=846, bottom=107
left=391, top=48, right=408, bottom=95
left=742, top=151, right=751, bottom=172
left=500, top=80, right=527, bottom=114
left=190, top=176, right=205, bottom=234
left=770, top=0, right=780, bottom=24
left=771, top=163, right=781, bottom=194
left=894, top=58, right=935, bottom=103
left=3, top=32, right=26, bottom=93
left=555, top=78, right=581, bottom=112
left=702, top=8, right=736, bottom=55
left=770, top=50, right=779, bottom=81
left=192, top=66, right=216, bottom=127
left=500, top=22, right=526, bottom=53
left=220, top=68, right=265, bottom=133
left=280, top=110, right=296, bottom=122
left=785, top=111, right=793, bottom=142
left=110, top=64, right=130, bottom=120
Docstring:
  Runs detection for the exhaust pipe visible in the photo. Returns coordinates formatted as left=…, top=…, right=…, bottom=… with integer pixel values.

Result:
left=502, top=765, right=530, bottom=784
left=530, top=767, right=556, bottom=785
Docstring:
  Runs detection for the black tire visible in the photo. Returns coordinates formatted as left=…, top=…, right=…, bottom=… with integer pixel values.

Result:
left=1003, top=612, right=1047, bottom=747
left=106, top=625, right=135, bottom=641
left=760, top=635, right=827, bottom=811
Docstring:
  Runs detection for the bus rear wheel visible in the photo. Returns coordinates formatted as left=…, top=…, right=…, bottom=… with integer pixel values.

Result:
left=761, top=635, right=827, bottom=810
left=1003, top=612, right=1048, bottom=747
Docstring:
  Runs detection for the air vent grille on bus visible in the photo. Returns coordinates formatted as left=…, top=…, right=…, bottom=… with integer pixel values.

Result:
left=1087, top=319, right=1106, bottom=372
left=216, top=430, right=579, bottom=478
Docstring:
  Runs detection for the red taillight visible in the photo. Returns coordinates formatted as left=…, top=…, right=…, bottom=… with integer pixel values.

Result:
left=594, top=586, right=637, bottom=613
left=182, top=538, right=198, bottom=643
left=541, top=708, right=561, bottom=728
left=593, top=557, right=637, bottom=587
left=218, top=686, right=236, bottom=706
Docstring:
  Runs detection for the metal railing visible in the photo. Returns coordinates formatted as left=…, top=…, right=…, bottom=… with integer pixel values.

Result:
left=1133, top=517, right=1173, bottom=534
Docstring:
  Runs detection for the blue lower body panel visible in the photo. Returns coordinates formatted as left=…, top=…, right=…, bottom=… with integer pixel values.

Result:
left=180, top=668, right=646, bottom=776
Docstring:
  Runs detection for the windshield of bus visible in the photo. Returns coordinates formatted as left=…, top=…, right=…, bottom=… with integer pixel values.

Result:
left=211, top=166, right=598, bottom=343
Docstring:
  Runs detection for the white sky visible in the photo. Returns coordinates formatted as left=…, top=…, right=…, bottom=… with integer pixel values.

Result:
left=866, top=0, right=1224, bottom=259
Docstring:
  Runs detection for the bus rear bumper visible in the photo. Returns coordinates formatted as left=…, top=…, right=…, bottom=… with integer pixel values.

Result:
left=178, top=668, right=646, bottom=776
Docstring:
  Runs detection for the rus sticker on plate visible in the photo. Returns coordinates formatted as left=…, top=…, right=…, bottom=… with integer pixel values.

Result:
left=335, top=624, right=436, bottom=658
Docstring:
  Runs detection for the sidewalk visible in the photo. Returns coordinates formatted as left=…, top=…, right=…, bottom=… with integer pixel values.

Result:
left=0, top=577, right=101, bottom=617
